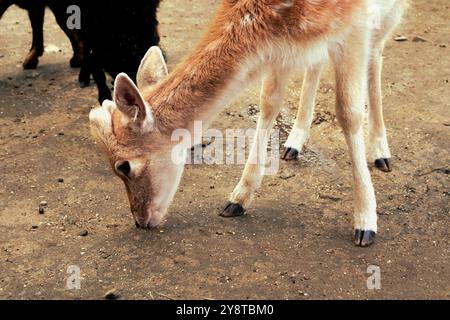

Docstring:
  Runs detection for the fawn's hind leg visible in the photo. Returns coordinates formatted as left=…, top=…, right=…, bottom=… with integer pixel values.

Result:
left=367, top=2, right=405, bottom=172
left=282, top=64, right=323, bottom=160
left=367, top=46, right=392, bottom=172
left=330, top=29, right=378, bottom=247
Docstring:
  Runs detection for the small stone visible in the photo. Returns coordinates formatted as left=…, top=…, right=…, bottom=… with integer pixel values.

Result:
left=39, top=201, right=48, bottom=207
left=38, top=207, right=45, bottom=214
left=104, top=289, right=119, bottom=300
left=31, top=225, right=39, bottom=229
left=216, top=231, right=224, bottom=235
left=79, top=230, right=88, bottom=237
left=57, top=178, right=64, bottom=183
left=394, top=35, right=408, bottom=42
left=412, top=36, right=427, bottom=42
left=278, top=169, right=296, bottom=180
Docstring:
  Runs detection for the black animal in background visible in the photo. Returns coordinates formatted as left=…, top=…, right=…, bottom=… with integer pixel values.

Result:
left=0, top=0, right=162, bottom=104
left=75, top=0, right=162, bottom=103
left=0, top=0, right=83, bottom=69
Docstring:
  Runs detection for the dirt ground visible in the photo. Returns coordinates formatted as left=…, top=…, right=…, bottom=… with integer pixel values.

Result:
left=0, top=0, right=449, bottom=300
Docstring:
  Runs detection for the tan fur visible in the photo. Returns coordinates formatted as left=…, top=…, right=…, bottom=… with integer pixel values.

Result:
left=90, top=0, right=407, bottom=237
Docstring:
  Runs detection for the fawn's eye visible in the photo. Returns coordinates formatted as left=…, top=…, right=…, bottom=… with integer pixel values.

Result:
left=115, top=160, right=132, bottom=178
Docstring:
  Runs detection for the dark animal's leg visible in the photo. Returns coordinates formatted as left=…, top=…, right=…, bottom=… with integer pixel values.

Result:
left=48, top=3, right=84, bottom=68
left=90, top=53, right=111, bottom=104
left=78, top=45, right=91, bottom=88
left=23, top=4, right=45, bottom=69
left=68, top=32, right=85, bottom=68
left=94, top=72, right=112, bottom=104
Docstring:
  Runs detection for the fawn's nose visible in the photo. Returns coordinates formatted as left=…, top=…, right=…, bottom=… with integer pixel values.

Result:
left=134, top=215, right=151, bottom=229
left=133, top=208, right=164, bottom=229
left=132, top=208, right=150, bottom=229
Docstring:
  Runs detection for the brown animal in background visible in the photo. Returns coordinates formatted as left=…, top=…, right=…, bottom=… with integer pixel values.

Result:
left=0, top=0, right=83, bottom=69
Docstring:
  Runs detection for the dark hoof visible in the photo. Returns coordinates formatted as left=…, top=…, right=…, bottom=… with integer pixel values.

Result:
left=23, top=58, right=39, bottom=70
left=79, top=81, right=90, bottom=88
left=354, top=229, right=376, bottom=247
left=374, top=158, right=391, bottom=172
left=281, top=147, right=299, bottom=161
left=220, top=202, right=245, bottom=217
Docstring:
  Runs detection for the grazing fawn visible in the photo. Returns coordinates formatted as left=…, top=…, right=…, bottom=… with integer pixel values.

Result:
left=89, top=0, right=406, bottom=246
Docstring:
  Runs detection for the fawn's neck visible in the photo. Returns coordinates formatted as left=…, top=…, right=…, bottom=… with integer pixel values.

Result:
left=146, top=52, right=249, bottom=140
left=145, top=13, right=260, bottom=141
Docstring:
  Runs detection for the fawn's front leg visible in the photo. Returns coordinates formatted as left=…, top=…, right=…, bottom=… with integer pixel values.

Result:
left=331, top=31, right=378, bottom=247
left=282, top=63, right=323, bottom=160
left=221, top=69, right=287, bottom=217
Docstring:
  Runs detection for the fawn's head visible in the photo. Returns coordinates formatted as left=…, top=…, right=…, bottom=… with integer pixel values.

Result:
left=89, top=47, right=185, bottom=228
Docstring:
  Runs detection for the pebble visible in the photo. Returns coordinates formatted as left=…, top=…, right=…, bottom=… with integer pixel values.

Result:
left=278, top=169, right=296, bottom=180
left=79, top=230, right=88, bottom=237
left=45, top=44, right=61, bottom=53
left=394, top=35, right=408, bottom=42
left=104, top=289, right=119, bottom=300
left=38, top=207, right=45, bottom=214
left=40, top=201, right=48, bottom=207
left=31, top=225, right=38, bottom=229
left=412, top=36, right=427, bottom=42
left=57, top=178, right=64, bottom=183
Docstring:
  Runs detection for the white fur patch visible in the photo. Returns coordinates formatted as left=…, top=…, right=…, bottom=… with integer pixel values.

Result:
left=241, top=13, right=253, bottom=27
left=260, top=40, right=329, bottom=71
left=285, top=127, right=309, bottom=150
left=368, top=132, right=391, bottom=161
left=348, top=128, right=378, bottom=231
left=89, top=104, right=113, bottom=135
left=142, top=102, right=156, bottom=133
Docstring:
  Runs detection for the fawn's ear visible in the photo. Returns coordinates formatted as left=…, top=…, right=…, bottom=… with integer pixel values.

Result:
left=137, top=46, right=168, bottom=89
left=114, top=73, right=155, bottom=132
